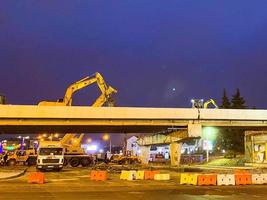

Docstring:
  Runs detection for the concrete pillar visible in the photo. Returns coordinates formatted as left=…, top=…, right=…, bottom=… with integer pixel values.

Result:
left=170, top=142, right=182, bottom=166
left=139, top=145, right=151, bottom=164
left=188, top=122, right=202, bottom=137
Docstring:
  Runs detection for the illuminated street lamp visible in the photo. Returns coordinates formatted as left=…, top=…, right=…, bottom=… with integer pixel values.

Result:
left=202, top=127, right=218, bottom=162
left=102, top=134, right=111, bottom=153
left=17, top=136, right=30, bottom=151
left=86, top=138, right=92, bottom=144
left=40, top=133, right=60, bottom=141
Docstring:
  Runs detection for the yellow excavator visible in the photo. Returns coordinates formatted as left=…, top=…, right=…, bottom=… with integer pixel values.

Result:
left=38, top=72, right=117, bottom=167
left=38, top=72, right=117, bottom=107
left=191, top=99, right=218, bottom=109
left=203, top=99, right=218, bottom=108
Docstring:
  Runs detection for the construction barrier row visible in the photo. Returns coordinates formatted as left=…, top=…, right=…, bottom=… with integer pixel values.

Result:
left=120, top=170, right=170, bottom=181
left=180, top=171, right=267, bottom=186
left=29, top=169, right=267, bottom=186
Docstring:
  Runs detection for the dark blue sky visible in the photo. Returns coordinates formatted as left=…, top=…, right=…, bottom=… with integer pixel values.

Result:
left=1, top=1, right=267, bottom=108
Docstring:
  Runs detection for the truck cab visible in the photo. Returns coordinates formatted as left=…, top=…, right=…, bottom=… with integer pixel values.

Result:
left=37, top=141, right=64, bottom=171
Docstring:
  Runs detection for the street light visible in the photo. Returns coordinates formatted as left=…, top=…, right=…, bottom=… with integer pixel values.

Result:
left=40, top=133, right=60, bottom=141
left=87, top=138, right=92, bottom=144
left=17, top=136, right=30, bottom=150
left=202, top=127, right=218, bottom=162
left=102, top=134, right=111, bottom=153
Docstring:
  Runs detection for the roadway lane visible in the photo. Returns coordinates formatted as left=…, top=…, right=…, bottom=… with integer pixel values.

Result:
left=0, top=168, right=266, bottom=200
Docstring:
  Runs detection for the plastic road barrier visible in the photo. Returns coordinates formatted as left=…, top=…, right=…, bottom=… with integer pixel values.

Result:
left=154, top=174, right=170, bottom=181
left=252, top=174, right=267, bottom=185
left=235, top=171, right=252, bottom=185
left=136, top=171, right=145, bottom=180
left=144, top=170, right=160, bottom=180
left=91, top=170, right=107, bottom=181
left=217, top=174, right=235, bottom=186
left=197, top=174, right=217, bottom=186
left=180, top=173, right=198, bottom=185
left=28, top=172, right=45, bottom=184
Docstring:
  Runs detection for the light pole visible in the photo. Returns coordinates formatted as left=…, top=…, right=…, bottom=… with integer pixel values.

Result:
left=102, top=134, right=111, bottom=153
left=17, top=136, right=30, bottom=151
left=203, top=127, right=218, bottom=163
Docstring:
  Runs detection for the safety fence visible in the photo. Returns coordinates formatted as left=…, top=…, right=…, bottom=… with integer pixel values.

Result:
left=180, top=170, right=267, bottom=186
left=119, top=170, right=171, bottom=181
left=28, top=169, right=267, bottom=186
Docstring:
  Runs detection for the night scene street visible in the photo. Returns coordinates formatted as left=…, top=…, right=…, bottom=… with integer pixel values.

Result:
left=1, top=1, right=267, bottom=200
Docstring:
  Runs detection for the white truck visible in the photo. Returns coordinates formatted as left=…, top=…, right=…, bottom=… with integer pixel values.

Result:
left=36, top=141, right=64, bottom=171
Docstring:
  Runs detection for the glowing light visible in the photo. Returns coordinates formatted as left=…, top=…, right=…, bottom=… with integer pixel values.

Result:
left=42, top=134, right=47, bottom=137
left=102, top=134, right=110, bottom=141
left=86, top=145, right=97, bottom=151
left=87, top=138, right=92, bottom=143
left=99, top=149, right=104, bottom=153
left=203, top=127, right=218, bottom=141
left=54, top=133, right=59, bottom=138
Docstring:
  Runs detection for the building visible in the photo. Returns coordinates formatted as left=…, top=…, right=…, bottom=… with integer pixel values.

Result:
left=245, top=131, right=267, bottom=164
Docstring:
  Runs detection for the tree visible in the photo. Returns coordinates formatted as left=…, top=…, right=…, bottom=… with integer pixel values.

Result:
left=220, top=89, right=231, bottom=109
left=231, top=88, right=246, bottom=109
left=215, top=88, right=246, bottom=154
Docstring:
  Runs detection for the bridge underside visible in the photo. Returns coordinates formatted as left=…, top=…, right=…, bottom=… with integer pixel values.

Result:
left=2, top=105, right=267, bottom=134
left=1, top=120, right=267, bottom=134
left=0, top=125, right=178, bottom=134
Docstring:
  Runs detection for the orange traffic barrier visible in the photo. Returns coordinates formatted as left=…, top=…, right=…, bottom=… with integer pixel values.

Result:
left=90, top=170, right=107, bottom=181
left=235, top=171, right=252, bottom=185
left=197, top=174, right=217, bottom=186
left=90, top=170, right=98, bottom=181
left=144, top=170, right=160, bottom=180
left=28, top=172, right=45, bottom=184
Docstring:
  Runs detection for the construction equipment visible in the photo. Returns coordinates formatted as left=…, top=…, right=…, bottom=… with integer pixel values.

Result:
left=6, top=149, right=36, bottom=166
left=36, top=141, right=64, bottom=171
left=37, top=72, right=117, bottom=169
left=60, top=133, right=93, bottom=167
left=110, top=154, right=141, bottom=165
left=191, top=99, right=218, bottom=109
left=204, top=99, right=218, bottom=109
left=38, top=72, right=117, bottom=107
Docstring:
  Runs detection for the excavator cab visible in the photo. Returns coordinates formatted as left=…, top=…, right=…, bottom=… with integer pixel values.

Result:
left=191, top=99, right=204, bottom=108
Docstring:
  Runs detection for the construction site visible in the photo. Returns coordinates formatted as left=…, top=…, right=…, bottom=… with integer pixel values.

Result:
left=2, top=1, right=267, bottom=199
left=1, top=72, right=267, bottom=200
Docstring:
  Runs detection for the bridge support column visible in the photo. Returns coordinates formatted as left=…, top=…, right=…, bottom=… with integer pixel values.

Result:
left=188, top=122, right=202, bottom=137
left=140, top=145, right=151, bottom=164
left=170, top=142, right=181, bottom=166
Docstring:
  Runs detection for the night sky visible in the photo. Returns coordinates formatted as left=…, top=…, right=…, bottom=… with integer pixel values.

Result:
left=1, top=1, right=267, bottom=109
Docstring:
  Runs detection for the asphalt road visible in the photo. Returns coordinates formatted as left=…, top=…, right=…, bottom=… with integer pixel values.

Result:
left=0, top=167, right=267, bottom=200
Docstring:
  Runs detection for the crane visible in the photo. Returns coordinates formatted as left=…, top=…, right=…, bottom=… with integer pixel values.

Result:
left=38, top=72, right=117, bottom=107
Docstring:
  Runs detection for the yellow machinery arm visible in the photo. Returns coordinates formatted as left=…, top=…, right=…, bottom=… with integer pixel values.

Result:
left=38, top=72, right=117, bottom=107
left=204, top=99, right=218, bottom=109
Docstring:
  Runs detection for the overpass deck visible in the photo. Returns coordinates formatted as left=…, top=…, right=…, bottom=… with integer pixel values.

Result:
left=1, top=105, right=267, bottom=133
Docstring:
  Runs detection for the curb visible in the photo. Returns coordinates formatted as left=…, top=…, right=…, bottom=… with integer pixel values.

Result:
left=0, top=168, right=27, bottom=180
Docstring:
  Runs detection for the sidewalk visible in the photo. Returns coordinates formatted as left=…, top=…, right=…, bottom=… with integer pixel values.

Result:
left=0, top=168, right=27, bottom=179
